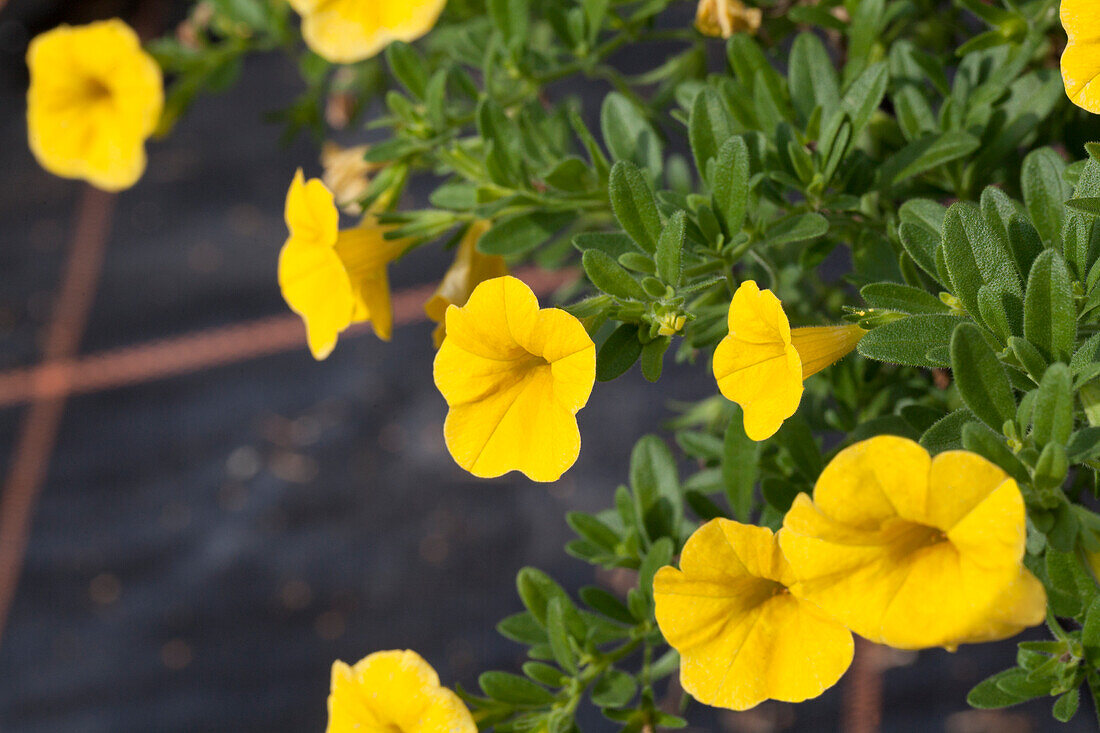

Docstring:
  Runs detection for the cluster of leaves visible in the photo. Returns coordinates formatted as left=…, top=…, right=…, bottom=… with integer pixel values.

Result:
left=158, top=0, right=1100, bottom=727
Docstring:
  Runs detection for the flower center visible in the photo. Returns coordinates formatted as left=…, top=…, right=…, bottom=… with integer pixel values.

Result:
left=81, top=77, right=112, bottom=103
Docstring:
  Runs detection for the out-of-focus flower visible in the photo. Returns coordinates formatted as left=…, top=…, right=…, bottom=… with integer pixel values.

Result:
left=279, top=170, right=409, bottom=358
left=695, top=0, right=762, bottom=39
left=712, top=281, right=865, bottom=441
left=1061, top=0, right=1100, bottom=113
left=434, top=276, right=596, bottom=482
left=327, top=649, right=476, bottom=733
left=26, top=19, right=163, bottom=191
left=322, top=143, right=375, bottom=214
left=288, top=0, right=449, bottom=64
left=654, top=519, right=853, bottom=710
left=779, top=436, right=1047, bottom=651
left=425, top=221, right=508, bottom=348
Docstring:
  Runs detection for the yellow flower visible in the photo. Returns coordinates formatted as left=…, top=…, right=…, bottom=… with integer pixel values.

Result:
left=279, top=170, right=409, bottom=359
left=288, top=0, right=449, bottom=64
left=26, top=19, right=163, bottom=192
left=779, top=436, right=1047, bottom=651
left=695, top=0, right=762, bottom=39
left=327, top=649, right=476, bottom=733
left=425, top=221, right=508, bottom=348
left=434, top=276, right=596, bottom=482
left=656, top=312, right=687, bottom=337
left=712, top=281, right=865, bottom=441
left=654, top=519, right=853, bottom=711
left=1061, top=0, right=1100, bottom=113
left=321, top=142, right=375, bottom=214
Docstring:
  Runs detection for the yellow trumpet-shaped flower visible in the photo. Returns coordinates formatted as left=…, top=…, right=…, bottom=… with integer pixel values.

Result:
left=712, top=281, right=865, bottom=441
left=26, top=19, right=163, bottom=192
left=425, top=221, right=509, bottom=349
left=288, top=0, right=449, bottom=64
left=279, top=170, right=409, bottom=359
left=654, top=519, right=853, bottom=711
left=695, top=0, right=762, bottom=38
left=434, top=276, right=596, bottom=482
left=327, top=649, right=476, bottom=733
left=779, top=436, right=1047, bottom=651
left=1061, top=0, right=1100, bottom=113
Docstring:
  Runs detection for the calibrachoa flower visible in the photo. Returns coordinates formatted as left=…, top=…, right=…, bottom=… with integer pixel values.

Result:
left=712, top=281, right=865, bottom=441
left=654, top=519, right=853, bottom=711
left=1061, top=0, right=1100, bottom=113
left=425, top=221, right=508, bottom=348
left=279, top=170, right=409, bottom=359
left=433, top=275, right=596, bottom=482
left=288, top=0, right=449, bottom=64
left=327, top=649, right=476, bottom=733
left=779, top=436, right=1047, bottom=651
left=695, top=0, right=762, bottom=38
left=26, top=19, right=163, bottom=192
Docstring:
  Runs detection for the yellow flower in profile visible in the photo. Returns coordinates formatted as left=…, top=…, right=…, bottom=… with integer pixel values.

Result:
left=425, top=221, right=508, bottom=348
left=712, top=281, right=865, bottom=441
left=288, top=0, right=449, bottom=64
left=1061, top=0, right=1100, bottom=113
left=26, top=19, right=163, bottom=192
left=327, top=649, right=476, bottom=733
left=654, top=519, right=853, bottom=711
left=434, top=276, right=596, bottom=482
left=779, top=436, right=1047, bottom=651
left=279, top=170, right=409, bottom=359
left=695, top=0, right=762, bottom=39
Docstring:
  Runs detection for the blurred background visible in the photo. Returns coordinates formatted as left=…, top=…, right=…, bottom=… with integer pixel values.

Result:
left=0, top=0, right=1092, bottom=730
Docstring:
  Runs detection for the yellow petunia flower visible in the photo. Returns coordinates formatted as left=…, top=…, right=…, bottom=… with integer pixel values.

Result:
left=327, top=649, right=476, bottom=733
left=1061, top=0, right=1100, bottom=113
left=425, top=221, right=508, bottom=349
left=279, top=170, right=409, bottom=359
left=695, top=0, right=762, bottom=39
left=779, top=436, right=1047, bottom=651
left=26, top=19, right=163, bottom=192
left=288, top=0, right=449, bottom=64
left=433, top=276, right=596, bottom=482
left=654, top=519, right=853, bottom=711
left=712, top=281, right=865, bottom=441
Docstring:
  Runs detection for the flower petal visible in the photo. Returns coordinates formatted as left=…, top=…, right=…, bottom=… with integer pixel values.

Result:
left=278, top=242, right=354, bottom=360
left=1061, top=0, right=1100, bottom=113
left=293, top=0, right=448, bottom=63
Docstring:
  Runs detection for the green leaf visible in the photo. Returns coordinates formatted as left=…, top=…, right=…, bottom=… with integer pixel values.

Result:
left=711, top=136, right=751, bottom=236
left=596, top=323, right=642, bottom=381
left=1024, top=249, right=1076, bottom=363
left=478, top=211, right=573, bottom=255
left=573, top=232, right=638, bottom=258
left=860, top=283, right=950, bottom=314
left=638, top=538, right=674, bottom=606
left=1067, top=197, right=1100, bottom=217
left=689, top=87, right=735, bottom=180
left=1008, top=336, right=1048, bottom=382
left=1032, top=363, right=1074, bottom=447
left=656, top=211, right=686, bottom=286
left=858, top=315, right=965, bottom=367
left=601, top=93, right=663, bottom=182
left=591, top=669, right=637, bottom=707
left=1022, top=147, right=1069, bottom=246
left=497, top=612, right=548, bottom=644
left=941, top=202, right=1023, bottom=332
left=609, top=161, right=662, bottom=254
left=641, top=336, right=670, bottom=383
left=951, top=323, right=1017, bottom=432
left=516, top=568, right=571, bottom=626
left=967, top=669, right=1034, bottom=709
left=878, top=131, right=980, bottom=189
left=479, top=671, right=557, bottom=705
left=764, top=213, right=829, bottom=246
left=789, top=33, right=839, bottom=123
left=630, top=436, right=682, bottom=543
left=962, top=423, right=1029, bottom=484
left=920, top=408, right=977, bottom=454
left=898, top=222, right=941, bottom=282
left=582, top=249, right=647, bottom=300
left=546, top=598, right=578, bottom=674
left=384, top=42, right=428, bottom=99
left=723, top=406, right=760, bottom=521
left=1054, top=688, right=1081, bottom=723
left=579, top=586, right=634, bottom=624
left=567, top=512, right=620, bottom=552
left=1068, top=427, right=1100, bottom=462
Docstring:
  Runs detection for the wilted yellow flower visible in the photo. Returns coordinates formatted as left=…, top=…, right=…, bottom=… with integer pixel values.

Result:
left=425, top=221, right=508, bottom=348
left=288, top=0, right=448, bottom=64
left=434, top=276, right=596, bottom=482
left=695, top=0, right=762, bottom=39
left=779, top=436, right=1047, bottom=651
left=654, top=519, right=853, bottom=711
left=327, top=649, right=476, bottom=733
left=279, top=170, right=409, bottom=359
left=1061, top=0, right=1100, bottom=113
left=26, top=19, right=163, bottom=191
left=712, top=281, right=865, bottom=441
left=321, top=142, right=375, bottom=214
